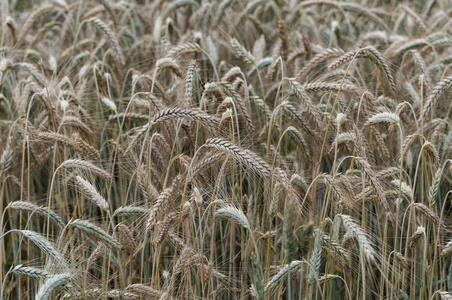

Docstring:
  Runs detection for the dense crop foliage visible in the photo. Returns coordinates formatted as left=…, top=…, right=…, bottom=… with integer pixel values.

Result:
left=2, top=0, right=452, bottom=299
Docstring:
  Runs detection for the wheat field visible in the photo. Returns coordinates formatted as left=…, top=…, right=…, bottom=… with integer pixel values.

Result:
left=1, top=0, right=452, bottom=299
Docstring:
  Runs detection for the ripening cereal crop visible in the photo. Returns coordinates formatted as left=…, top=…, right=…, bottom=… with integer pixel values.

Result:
left=1, top=0, right=452, bottom=299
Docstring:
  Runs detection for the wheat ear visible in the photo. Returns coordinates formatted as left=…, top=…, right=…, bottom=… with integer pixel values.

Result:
left=422, top=76, right=452, bottom=122
left=215, top=206, right=250, bottom=229
left=339, top=215, right=376, bottom=262
left=20, top=230, right=68, bottom=269
left=37, top=132, right=100, bottom=161
left=309, top=229, right=323, bottom=285
left=264, top=260, right=305, bottom=292
left=75, top=175, right=109, bottom=212
left=60, top=159, right=111, bottom=180
left=204, top=138, right=272, bottom=178
left=231, top=38, right=255, bottom=64
left=126, top=284, right=163, bottom=298
left=17, top=5, right=54, bottom=43
left=70, top=219, right=121, bottom=250
left=113, top=206, right=148, bottom=217
left=88, top=18, right=125, bottom=65
left=36, top=273, right=72, bottom=300
left=8, top=201, right=64, bottom=228
left=296, top=48, right=344, bottom=80
left=362, top=46, right=396, bottom=93
left=151, top=107, right=219, bottom=127
left=167, top=42, right=201, bottom=59
left=12, top=264, right=50, bottom=279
